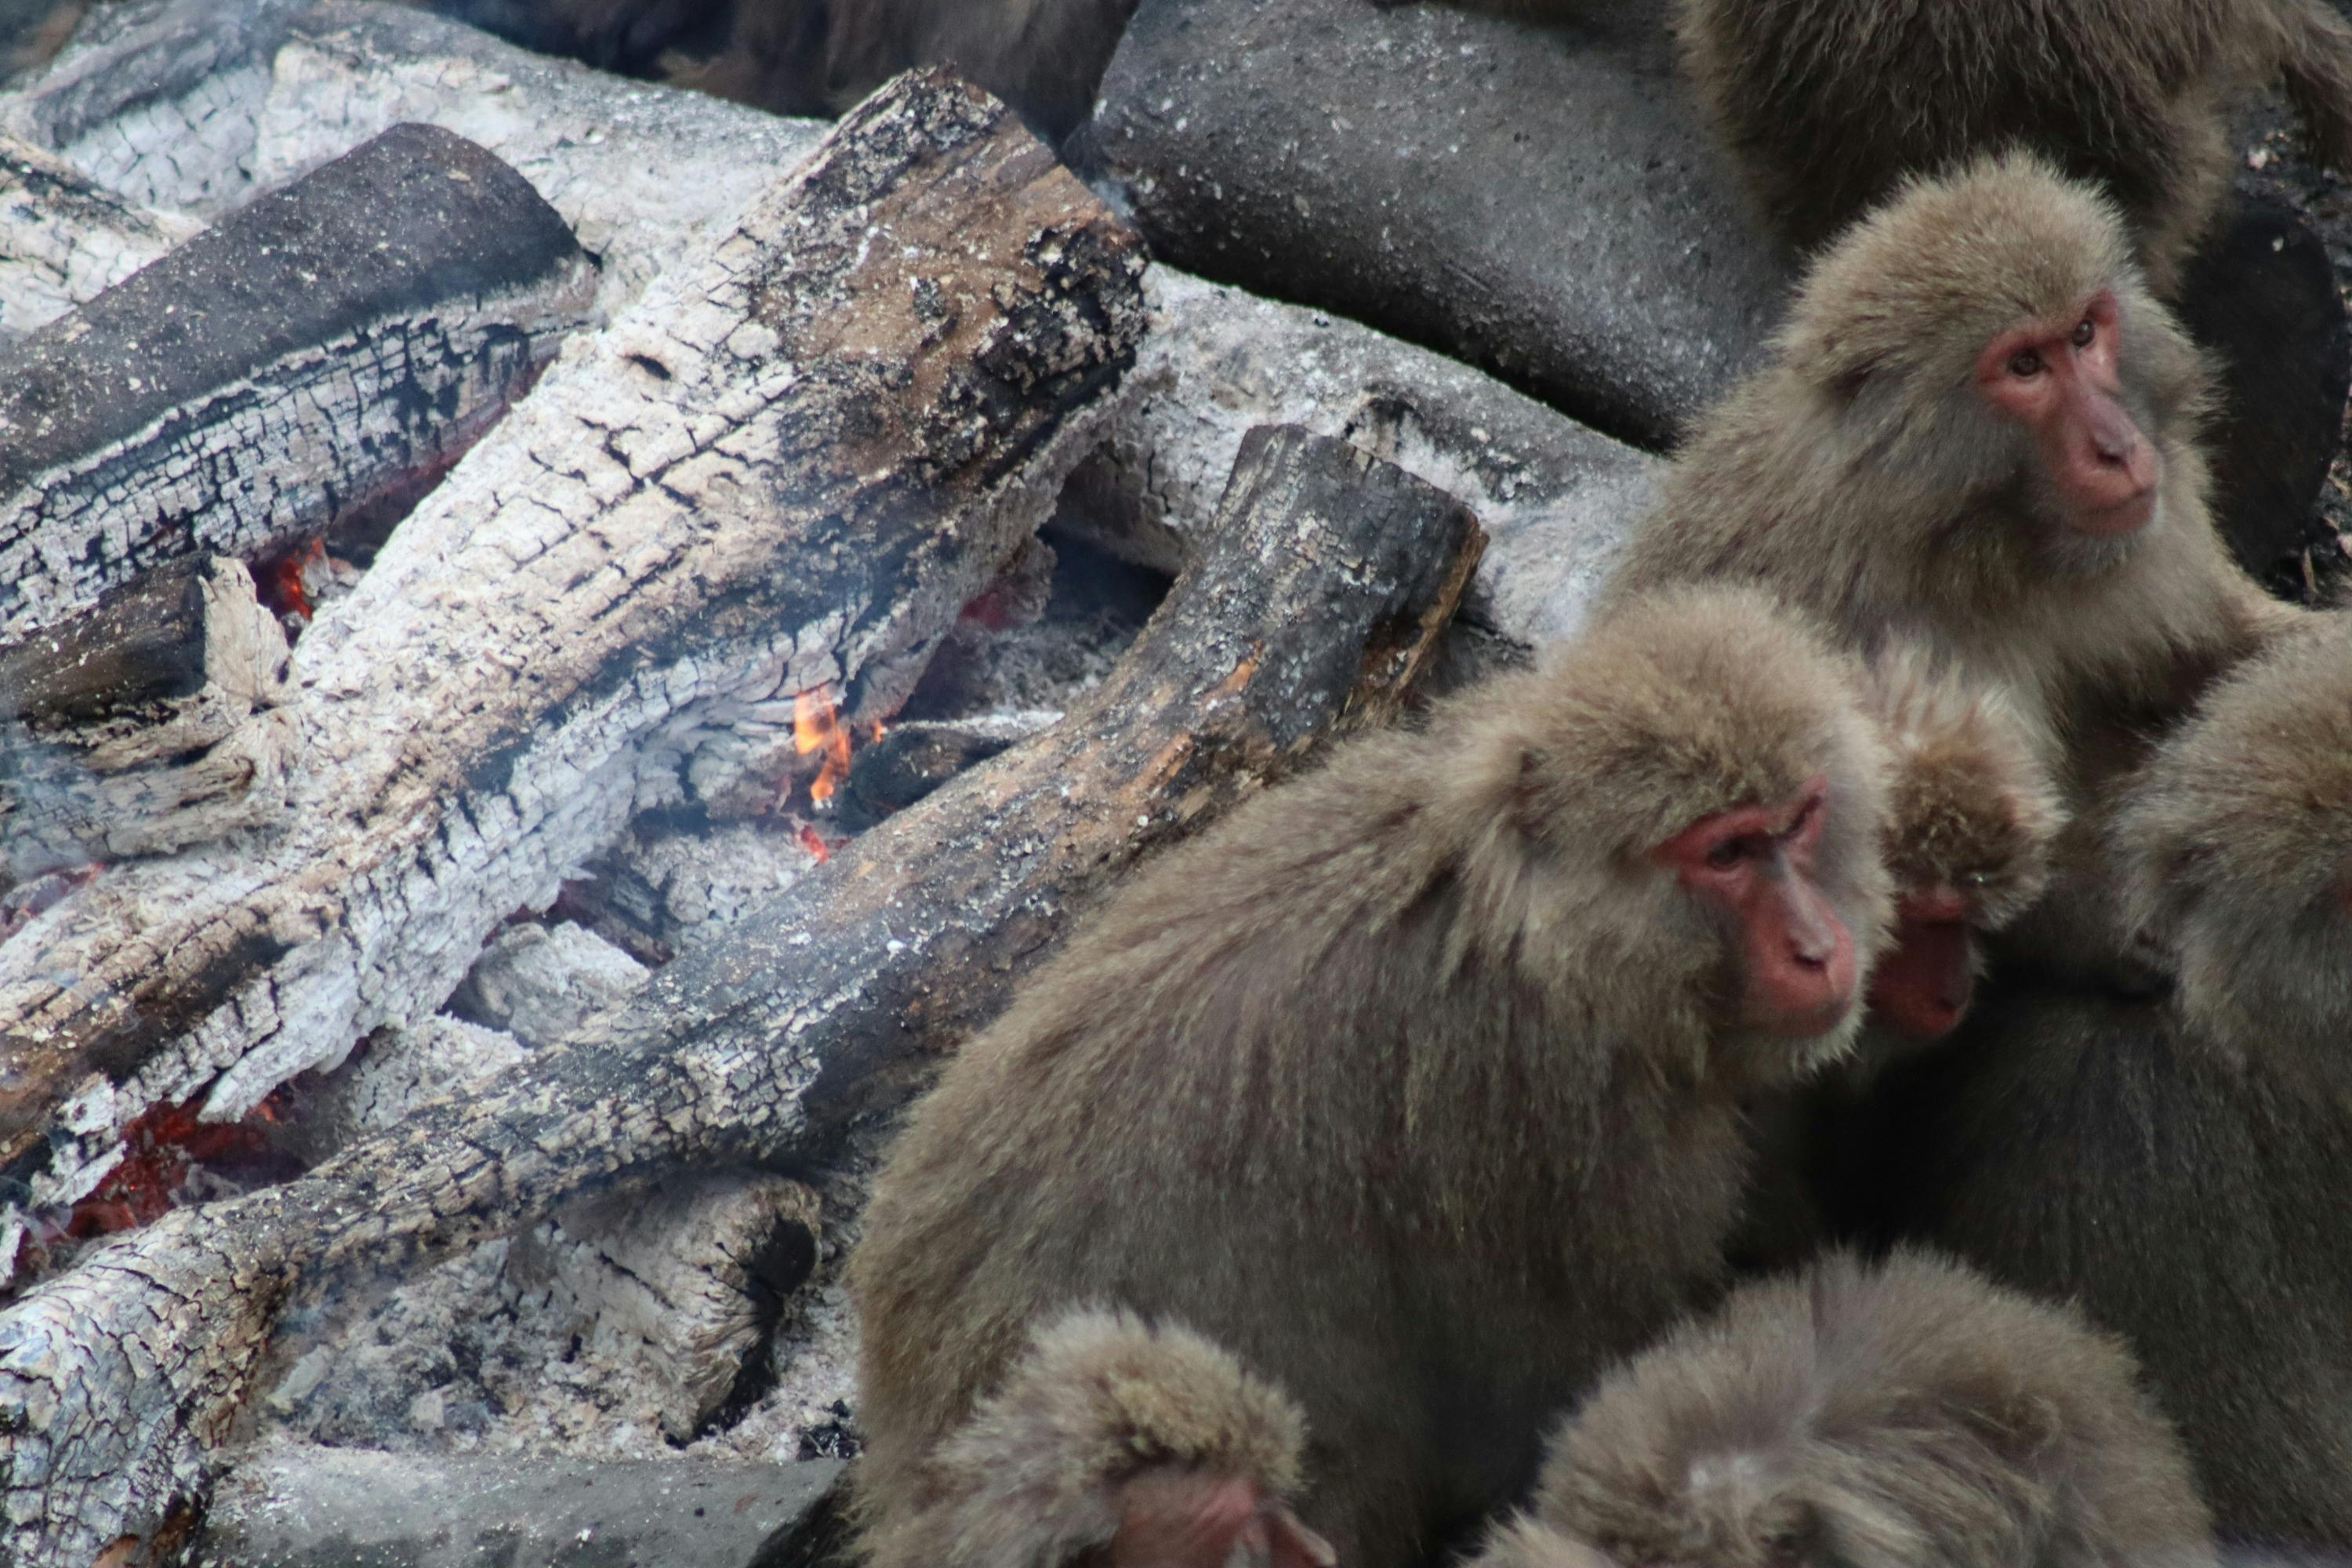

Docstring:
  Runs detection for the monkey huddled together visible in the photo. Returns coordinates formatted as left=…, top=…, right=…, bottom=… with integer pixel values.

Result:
left=833, top=4, right=2352, bottom=1567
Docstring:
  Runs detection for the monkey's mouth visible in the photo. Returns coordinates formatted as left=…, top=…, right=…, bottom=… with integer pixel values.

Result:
left=2074, top=486, right=2157, bottom=538
left=1866, top=916, right=1975, bottom=1040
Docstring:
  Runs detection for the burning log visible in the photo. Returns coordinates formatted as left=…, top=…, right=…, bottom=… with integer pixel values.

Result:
left=1, top=0, right=826, bottom=319
left=0, top=71, right=1145, bottom=1245
left=0, top=554, right=296, bottom=872
left=0, top=132, right=195, bottom=339
left=0, top=120, right=596, bottom=648
left=0, top=423, right=1483, bottom=1564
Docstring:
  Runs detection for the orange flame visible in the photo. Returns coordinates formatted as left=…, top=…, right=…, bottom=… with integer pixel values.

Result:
left=793, top=686, right=854, bottom=808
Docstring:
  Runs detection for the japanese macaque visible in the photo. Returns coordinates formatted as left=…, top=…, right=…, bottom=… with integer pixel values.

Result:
left=1468, top=1250, right=2218, bottom=1568
left=1869, top=611, right=2352, bottom=1555
left=862, top=1308, right=1333, bottom=1568
left=849, top=585, right=1896, bottom=1568
left=1730, top=655, right=2062, bottom=1272
left=1602, top=153, right=2302, bottom=987
left=424, top=0, right=1137, bottom=137
left=1672, top=0, right=2352, bottom=297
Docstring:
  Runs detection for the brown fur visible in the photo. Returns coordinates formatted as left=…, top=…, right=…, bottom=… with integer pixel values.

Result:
left=849, top=585, right=1896, bottom=1568
left=668, top=0, right=1137, bottom=136
left=864, top=1308, right=1323, bottom=1568
left=1868, top=651, right=2063, bottom=940
left=1867, top=611, right=2352, bottom=1553
left=1672, top=0, right=2352, bottom=296
left=1469, top=1250, right=2217, bottom=1568
left=1602, top=154, right=2300, bottom=987
left=1730, top=656, right=2061, bottom=1275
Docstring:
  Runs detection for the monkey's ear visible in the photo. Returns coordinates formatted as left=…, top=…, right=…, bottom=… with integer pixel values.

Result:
left=1260, top=1502, right=1338, bottom=1568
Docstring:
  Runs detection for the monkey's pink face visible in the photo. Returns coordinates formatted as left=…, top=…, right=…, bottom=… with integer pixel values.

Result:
left=1108, top=1470, right=1334, bottom=1568
left=1650, top=778, right=1858, bottom=1039
left=1864, top=885, right=1973, bottom=1042
left=1975, top=290, right=2157, bottom=539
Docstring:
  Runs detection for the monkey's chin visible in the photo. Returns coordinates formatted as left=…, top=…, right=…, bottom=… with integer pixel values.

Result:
left=2041, top=512, right=2154, bottom=578
left=1726, top=1007, right=1866, bottom=1088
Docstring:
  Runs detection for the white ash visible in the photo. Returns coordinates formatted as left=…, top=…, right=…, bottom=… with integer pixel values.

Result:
left=278, top=1014, right=527, bottom=1162
left=598, top=818, right=825, bottom=947
left=451, top=920, right=650, bottom=1050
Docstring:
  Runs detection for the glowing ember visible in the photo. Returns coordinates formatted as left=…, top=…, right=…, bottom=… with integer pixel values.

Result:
left=59, top=1094, right=292, bottom=1241
left=796, top=822, right=831, bottom=863
left=793, top=686, right=855, bottom=808
left=259, top=538, right=328, bottom=622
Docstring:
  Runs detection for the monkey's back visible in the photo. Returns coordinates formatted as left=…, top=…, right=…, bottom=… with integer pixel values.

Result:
left=1675, top=0, right=2241, bottom=276
left=1870, top=987, right=2352, bottom=1554
left=848, top=706, right=1750, bottom=1565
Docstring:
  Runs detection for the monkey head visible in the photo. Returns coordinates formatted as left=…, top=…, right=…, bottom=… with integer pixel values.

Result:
left=1472, top=1250, right=2213, bottom=1568
left=1494, top=586, right=1895, bottom=1081
left=2117, top=612, right=2352, bottom=1073
left=1861, top=651, right=2064, bottom=1045
left=1782, top=152, right=2210, bottom=585
left=879, top=1309, right=1334, bottom=1568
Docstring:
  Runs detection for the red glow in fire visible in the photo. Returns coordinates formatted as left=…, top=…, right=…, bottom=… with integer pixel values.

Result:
left=796, top=822, right=831, bottom=863
left=793, top=687, right=855, bottom=808
left=62, top=1095, right=286, bottom=1240
left=257, top=538, right=327, bottom=622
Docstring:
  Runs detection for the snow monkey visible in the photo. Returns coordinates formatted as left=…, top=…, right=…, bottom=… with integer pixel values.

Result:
left=1867, top=611, right=2352, bottom=1557
left=861, top=1308, right=1332, bottom=1568
left=1731, top=653, right=2064, bottom=1273
left=1674, top=0, right=2352, bottom=297
left=1468, top=1250, right=2217, bottom=1568
left=1602, top=153, right=2305, bottom=989
left=848, top=585, right=1897, bottom=1568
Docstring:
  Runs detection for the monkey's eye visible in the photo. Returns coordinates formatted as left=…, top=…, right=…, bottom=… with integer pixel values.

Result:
left=2071, top=314, right=2096, bottom=348
left=2006, top=347, right=2044, bottom=379
left=1958, top=869, right=1991, bottom=890
left=1706, top=837, right=1754, bottom=869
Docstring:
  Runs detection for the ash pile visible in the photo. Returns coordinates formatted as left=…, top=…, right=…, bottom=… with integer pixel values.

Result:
left=0, top=1, right=2344, bottom=1566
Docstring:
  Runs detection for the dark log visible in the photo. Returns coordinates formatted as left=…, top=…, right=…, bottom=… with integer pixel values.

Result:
left=0, top=72, right=1145, bottom=1229
left=0, top=120, right=596, bottom=648
left=0, top=424, right=1483, bottom=1565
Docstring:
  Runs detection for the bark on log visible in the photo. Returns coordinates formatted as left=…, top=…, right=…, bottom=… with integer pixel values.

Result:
left=0, top=73, right=1145, bottom=1228
left=0, top=120, right=597, bottom=648
left=0, top=133, right=195, bottom=340
left=0, top=0, right=827, bottom=320
left=0, top=424, right=1483, bottom=1566
left=0, top=555, right=296, bottom=871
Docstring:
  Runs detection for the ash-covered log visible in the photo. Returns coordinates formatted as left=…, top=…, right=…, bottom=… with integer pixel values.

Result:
left=0, top=120, right=595, bottom=648
left=0, top=132, right=195, bottom=340
left=0, top=554, right=295, bottom=871
left=0, top=0, right=826, bottom=319
left=0, top=423, right=1483, bottom=1565
left=0, top=70, right=1144, bottom=1250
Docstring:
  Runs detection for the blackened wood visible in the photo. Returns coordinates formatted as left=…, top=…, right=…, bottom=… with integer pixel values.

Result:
left=0, top=120, right=597, bottom=647
left=0, top=426, right=1481, bottom=1565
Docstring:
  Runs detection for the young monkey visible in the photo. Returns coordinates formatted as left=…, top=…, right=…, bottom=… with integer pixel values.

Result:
left=1468, top=1250, right=2218, bottom=1568
left=850, top=585, right=1896, bottom=1568
left=1732, top=653, right=2063, bottom=1272
left=863, top=1308, right=1332, bottom=1568
left=1870, top=611, right=2352, bottom=1555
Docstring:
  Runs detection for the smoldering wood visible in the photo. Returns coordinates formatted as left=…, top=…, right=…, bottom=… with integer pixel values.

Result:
left=0, top=132, right=195, bottom=340
left=0, top=72, right=1146, bottom=1238
left=0, top=423, right=1484, bottom=1565
left=0, top=121, right=596, bottom=649
left=0, top=0, right=827, bottom=319
left=506, top=1171, right=822, bottom=1442
left=0, top=554, right=295, bottom=872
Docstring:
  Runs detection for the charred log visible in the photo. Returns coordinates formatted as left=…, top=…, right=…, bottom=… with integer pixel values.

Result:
left=0, top=423, right=1482, bottom=1564
left=0, top=71, right=1145, bottom=1226
left=0, top=132, right=196, bottom=341
left=0, top=121, right=596, bottom=648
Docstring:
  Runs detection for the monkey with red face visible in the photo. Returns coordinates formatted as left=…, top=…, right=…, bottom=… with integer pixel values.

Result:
left=850, top=585, right=1896, bottom=1568
left=1603, top=152, right=2302, bottom=988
